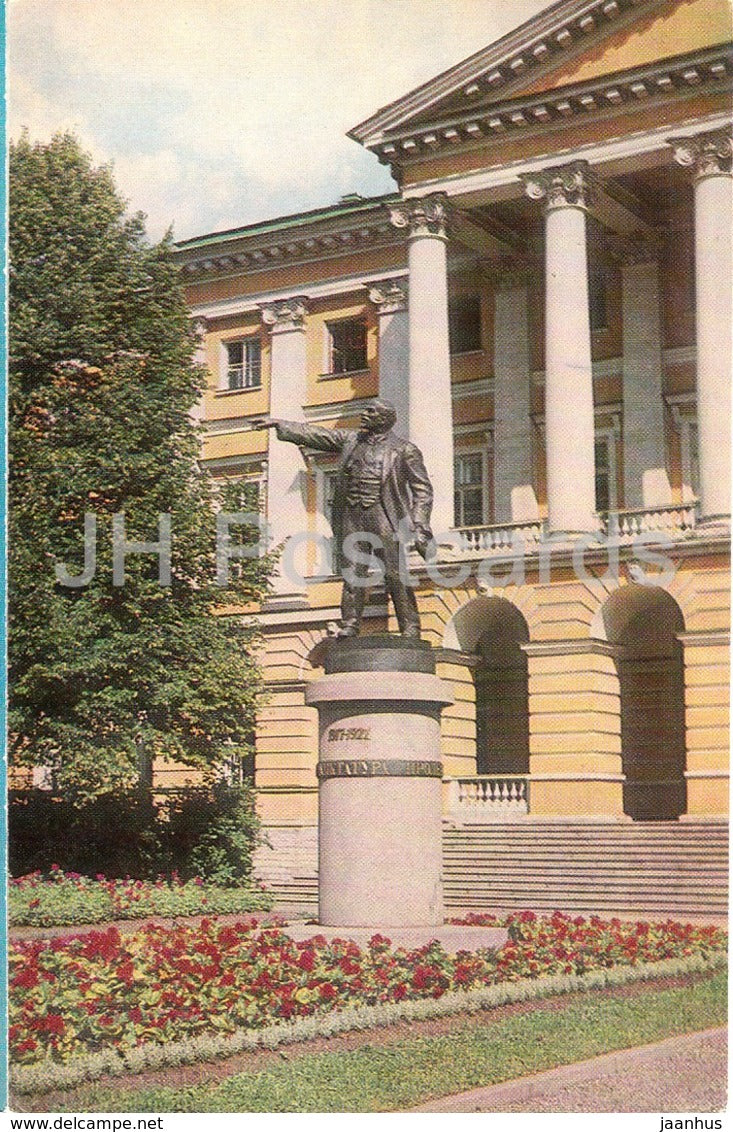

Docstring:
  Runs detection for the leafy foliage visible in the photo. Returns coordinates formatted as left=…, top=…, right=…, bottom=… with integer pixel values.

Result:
left=9, top=784, right=265, bottom=884
left=11, top=958, right=727, bottom=1098
left=9, top=866, right=272, bottom=928
left=8, top=912, right=726, bottom=1067
left=9, top=133, right=272, bottom=797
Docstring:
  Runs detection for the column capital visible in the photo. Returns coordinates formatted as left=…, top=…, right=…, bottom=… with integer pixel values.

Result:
left=388, top=194, right=449, bottom=240
left=260, top=296, right=309, bottom=333
left=521, top=160, right=591, bottom=212
left=191, top=315, right=208, bottom=336
left=366, top=278, right=408, bottom=313
left=669, top=128, right=733, bottom=181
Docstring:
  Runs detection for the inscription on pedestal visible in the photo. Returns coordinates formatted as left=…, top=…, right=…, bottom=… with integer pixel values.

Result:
left=317, top=759, right=442, bottom=779
left=328, top=727, right=371, bottom=741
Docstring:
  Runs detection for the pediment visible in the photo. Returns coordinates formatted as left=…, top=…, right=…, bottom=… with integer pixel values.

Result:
left=350, top=0, right=732, bottom=148
left=511, top=0, right=732, bottom=99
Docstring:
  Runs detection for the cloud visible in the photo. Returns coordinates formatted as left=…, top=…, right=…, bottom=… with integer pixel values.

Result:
left=8, top=0, right=555, bottom=240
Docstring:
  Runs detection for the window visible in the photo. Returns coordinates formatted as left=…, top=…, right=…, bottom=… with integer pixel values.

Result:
left=589, top=268, right=608, bottom=332
left=449, top=294, right=482, bottom=354
left=222, top=744, right=255, bottom=785
left=594, top=431, right=618, bottom=512
left=327, top=319, right=367, bottom=374
left=454, top=451, right=487, bottom=527
left=225, top=338, right=261, bottom=390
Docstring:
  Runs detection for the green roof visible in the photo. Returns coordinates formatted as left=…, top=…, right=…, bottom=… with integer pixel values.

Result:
left=175, top=192, right=400, bottom=253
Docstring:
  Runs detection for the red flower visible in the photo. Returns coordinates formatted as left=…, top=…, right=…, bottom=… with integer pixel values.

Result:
left=217, top=927, right=241, bottom=949
left=297, top=950, right=316, bottom=971
left=41, top=1014, right=65, bottom=1036
left=12, top=967, right=39, bottom=990
left=82, top=928, right=122, bottom=962
left=318, top=982, right=338, bottom=1001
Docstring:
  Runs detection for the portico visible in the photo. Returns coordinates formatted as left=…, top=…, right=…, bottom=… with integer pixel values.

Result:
left=350, top=117, right=733, bottom=546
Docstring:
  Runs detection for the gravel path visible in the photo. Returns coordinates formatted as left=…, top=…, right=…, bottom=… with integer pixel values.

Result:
left=412, top=1027, right=728, bottom=1113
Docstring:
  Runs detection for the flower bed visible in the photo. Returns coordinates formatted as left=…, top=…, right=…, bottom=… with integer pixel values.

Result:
left=455, top=910, right=724, bottom=978
left=9, top=867, right=273, bottom=928
left=9, top=911, right=726, bottom=1067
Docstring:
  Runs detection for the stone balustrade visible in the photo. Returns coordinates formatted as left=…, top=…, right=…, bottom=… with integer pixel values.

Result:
left=446, top=775, right=530, bottom=820
left=602, top=501, right=698, bottom=539
left=454, top=520, right=545, bottom=554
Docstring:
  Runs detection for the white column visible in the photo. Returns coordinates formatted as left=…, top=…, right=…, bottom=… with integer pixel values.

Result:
left=261, top=297, right=310, bottom=600
left=493, top=268, right=538, bottom=524
left=621, top=242, right=671, bottom=510
left=367, top=279, right=409, bottom=435
left=672, top=129, right=732, bottom=521
left=523, top=163, right=597, bottom=533
left=389, top=196, right=455, bottom=535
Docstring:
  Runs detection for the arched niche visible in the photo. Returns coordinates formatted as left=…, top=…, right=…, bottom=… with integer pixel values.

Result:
left=445, top=596, right=530, bottom=776
left=596, top=584, right=686, bottom=821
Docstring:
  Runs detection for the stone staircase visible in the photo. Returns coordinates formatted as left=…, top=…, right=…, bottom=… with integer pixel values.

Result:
left=442, top=820, right=728, bottom=917
left=258, top=820, right=728, bottom=918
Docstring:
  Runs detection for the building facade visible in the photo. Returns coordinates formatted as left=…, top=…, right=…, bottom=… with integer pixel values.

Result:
left=176, top=0, right=732, bottom=914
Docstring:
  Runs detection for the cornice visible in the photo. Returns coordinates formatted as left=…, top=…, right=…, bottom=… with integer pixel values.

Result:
left=177, top=201, right=403, bottom=283
left=349, top=0, right=665, bottom=145
left=401, top=111, right=732, bottom=202
left=188, top=268, right=408, bottom=323
left=368, top=44, right=732, bottom=170
left=530, top=346, right=695, bottom=386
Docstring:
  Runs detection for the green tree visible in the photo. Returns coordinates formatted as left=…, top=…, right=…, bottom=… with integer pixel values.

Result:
left=9, top=132, right=272, bottom=799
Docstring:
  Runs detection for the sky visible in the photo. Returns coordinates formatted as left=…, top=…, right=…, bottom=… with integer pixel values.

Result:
left=8, top=0, right=556, bottom=243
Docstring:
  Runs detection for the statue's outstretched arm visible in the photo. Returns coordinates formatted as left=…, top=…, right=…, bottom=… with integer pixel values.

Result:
left=262, top=418, right=349, bottom=452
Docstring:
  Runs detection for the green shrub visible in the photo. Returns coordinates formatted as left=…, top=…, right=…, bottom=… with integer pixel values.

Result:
left=9, top=780, right=264, bottom=886
left=9, top=789, right=162, bottom=878
left=164, top=782, right=263, bottom=886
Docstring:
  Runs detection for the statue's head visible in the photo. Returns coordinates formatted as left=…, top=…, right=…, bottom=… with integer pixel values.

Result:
left=359, top=398, right=397, bottom=434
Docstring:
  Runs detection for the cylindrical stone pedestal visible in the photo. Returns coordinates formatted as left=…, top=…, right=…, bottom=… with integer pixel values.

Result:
left=305, top=636, right=453, bottom=927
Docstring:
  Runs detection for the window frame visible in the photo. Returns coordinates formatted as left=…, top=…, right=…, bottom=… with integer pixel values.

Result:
left=678, top=415, right=700, bottom=503
left=454, top=446, right=490, bottom=528
left=448, top=293, right=483, bottom=356
left=589, top=267, right=609, bottom=334
left=594, top=426, right=619, bottom=513
left=220, top=335, right=262, bottom=392
left=324, top=317, right=368, bottom=376
left=312, top=458, right=340, bottom=577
